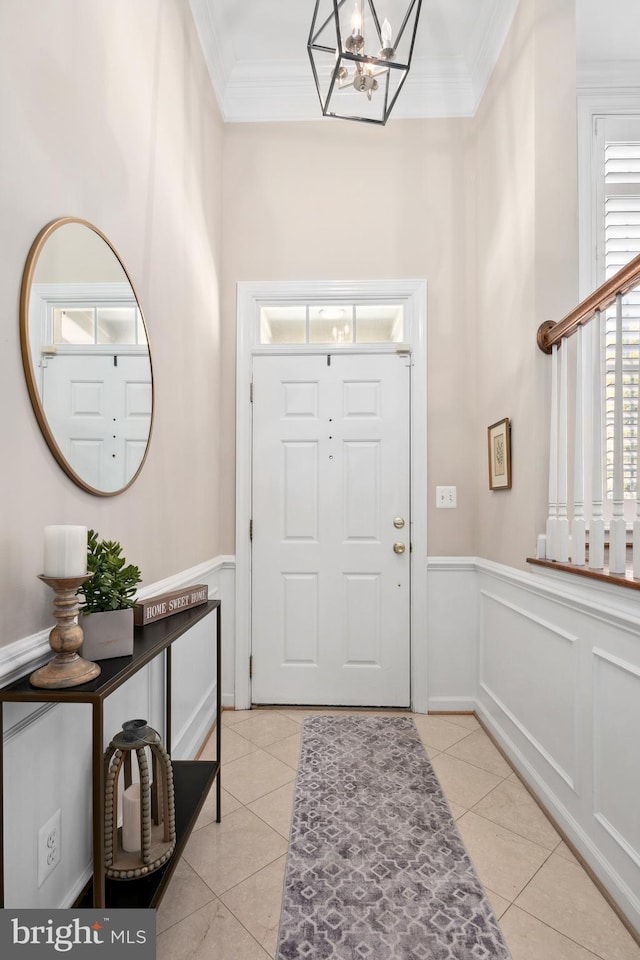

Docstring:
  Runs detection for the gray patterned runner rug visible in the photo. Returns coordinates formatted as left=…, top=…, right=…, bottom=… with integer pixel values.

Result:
left=276, top=715, right=512, bottom=960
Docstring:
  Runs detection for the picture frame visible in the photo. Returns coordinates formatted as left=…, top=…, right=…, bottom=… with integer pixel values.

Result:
left=488, top=417, right=511, bottom=490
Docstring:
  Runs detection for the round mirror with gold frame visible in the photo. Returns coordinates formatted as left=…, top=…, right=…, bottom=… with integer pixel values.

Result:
left=20, top=218, right=153, bottom=496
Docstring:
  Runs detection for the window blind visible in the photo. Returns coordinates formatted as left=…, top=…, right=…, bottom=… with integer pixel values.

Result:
left=603, top=135, right=640, bottom=498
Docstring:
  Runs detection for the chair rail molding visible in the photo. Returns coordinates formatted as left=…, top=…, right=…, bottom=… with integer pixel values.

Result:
left=1, top=554, right=235, bottom=734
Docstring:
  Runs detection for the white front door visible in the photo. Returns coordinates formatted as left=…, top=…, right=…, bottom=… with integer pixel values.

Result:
left=251, top=352, right=410, bottom=706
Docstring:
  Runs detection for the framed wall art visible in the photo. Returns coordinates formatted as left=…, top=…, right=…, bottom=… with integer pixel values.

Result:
left=488, top=417, right=511, bottom=490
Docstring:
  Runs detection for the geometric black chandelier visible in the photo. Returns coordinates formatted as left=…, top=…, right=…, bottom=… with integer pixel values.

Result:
left=307, top=0, right=423, bottom=125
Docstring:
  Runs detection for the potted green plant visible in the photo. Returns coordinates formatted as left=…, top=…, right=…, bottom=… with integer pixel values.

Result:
left=79, top=529, right=142, bottom=660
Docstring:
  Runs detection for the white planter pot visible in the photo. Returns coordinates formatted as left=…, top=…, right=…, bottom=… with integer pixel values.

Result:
left=80, top=608, right=134, bottom=661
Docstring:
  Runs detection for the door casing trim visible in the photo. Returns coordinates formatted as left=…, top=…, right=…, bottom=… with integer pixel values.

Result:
left=235, top=279, right=428, bottom=712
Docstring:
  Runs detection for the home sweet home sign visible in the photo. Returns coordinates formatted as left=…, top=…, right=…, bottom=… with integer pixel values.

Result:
left=134, top=584, right=209, bottom=626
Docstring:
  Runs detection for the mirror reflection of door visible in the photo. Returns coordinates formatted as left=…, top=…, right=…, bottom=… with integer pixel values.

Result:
left=30, top=282, right=152, bottom=494
left=20, top=218, right=153, bottom=496
left=42, top=354, right=152, bottom=493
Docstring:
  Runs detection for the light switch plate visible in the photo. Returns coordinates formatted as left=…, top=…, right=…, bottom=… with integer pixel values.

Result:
left=436, top=486, right=457, bottom=508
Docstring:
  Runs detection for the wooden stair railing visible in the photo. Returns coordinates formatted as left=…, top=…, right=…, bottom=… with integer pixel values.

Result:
left=533, top=253, right=640, bottom=584
left=537, top=253, right=640, bottom=353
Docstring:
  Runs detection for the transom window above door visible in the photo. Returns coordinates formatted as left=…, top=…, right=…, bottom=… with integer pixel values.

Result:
left=52, top=303, right=147, bottom=346
left=259, top=303, right=404, bottom=345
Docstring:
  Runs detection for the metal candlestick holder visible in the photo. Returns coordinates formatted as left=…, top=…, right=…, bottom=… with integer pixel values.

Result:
left=30, top=574, right=101, bottom=689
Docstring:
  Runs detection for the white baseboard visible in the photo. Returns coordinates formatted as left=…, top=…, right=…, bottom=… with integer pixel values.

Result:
left=476, top=699, right=640, bottom=935
left=64, top=866, right=93, bottom=911
left=428, top=697, right=477, bottom=713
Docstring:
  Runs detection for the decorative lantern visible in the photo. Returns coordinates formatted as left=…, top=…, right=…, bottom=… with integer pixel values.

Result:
left=307, top=0, right=423, bottom=125
left=104, top=719, right=175, bottom=880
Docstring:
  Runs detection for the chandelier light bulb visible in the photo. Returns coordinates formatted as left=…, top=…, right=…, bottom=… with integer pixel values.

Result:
left=346, top=0, right=365, bottom=53
left=351, top=0, right=363, bottom=35
left=379, top=17, right=395, bottom=60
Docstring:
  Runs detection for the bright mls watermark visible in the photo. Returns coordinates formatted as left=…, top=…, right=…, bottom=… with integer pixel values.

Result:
left=0, top=909, right=155, bottom=958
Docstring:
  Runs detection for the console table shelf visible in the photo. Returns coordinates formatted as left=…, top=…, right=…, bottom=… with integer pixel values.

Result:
left=0, top=599, right=221, bottom=909
left=77, top=760, right=218, bottom=909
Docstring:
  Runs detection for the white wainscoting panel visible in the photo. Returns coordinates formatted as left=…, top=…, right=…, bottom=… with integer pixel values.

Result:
left=170, top=614, right=218, bottom=761
left=216, top=559, right=236, bottom=708
left=427, top=557, right=640, bottom=934
left=2, top=663, right=159, bottom=909
left=592, top=648, right=640, bottom=869
left=475, top=559, right=640, bottom=934
left=5, top=552, right=640, bottom=931
left=479, top=590, right=579, bottom=789
left=3, top=701, right=94, bottom=908
left=426, top=559, right=478, bottom=712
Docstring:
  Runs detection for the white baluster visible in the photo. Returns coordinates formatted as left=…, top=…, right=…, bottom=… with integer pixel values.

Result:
left=590, top=309, right=605, bottom=569
left=572, top=326, right=586, bottom=565
left=557, top=337, right=569, bottom=562
left=609, top=293, right=626, bottom=574
left=634, top=439, right=640, bottom=578
left=546, top=343, right=559, bottom=560
left=633, top=294, right=640, bottom=579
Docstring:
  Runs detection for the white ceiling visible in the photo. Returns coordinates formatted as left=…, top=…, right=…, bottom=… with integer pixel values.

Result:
left=188, top=0, right=640, bottom=123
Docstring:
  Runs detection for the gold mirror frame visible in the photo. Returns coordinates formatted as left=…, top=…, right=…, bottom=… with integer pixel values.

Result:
left=20, top=218, right=154, bottom=497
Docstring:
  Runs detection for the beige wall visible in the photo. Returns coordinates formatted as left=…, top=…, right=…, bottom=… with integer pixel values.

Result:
left=0, top=0, right=580, bottom=650
left=219, top=0, right=579, bottom=567
left=221, top=119, right=479, bottom=556
left=0, top=0, right=224, bottom=646
left=473, top=0, right=578, bottom=566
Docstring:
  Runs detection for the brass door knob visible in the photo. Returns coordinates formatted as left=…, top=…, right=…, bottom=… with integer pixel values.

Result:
left=393, top=542, right=406, bottom=555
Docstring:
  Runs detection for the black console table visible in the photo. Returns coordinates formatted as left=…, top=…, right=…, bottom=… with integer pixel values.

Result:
left=0, top=598, right=221, bottom=909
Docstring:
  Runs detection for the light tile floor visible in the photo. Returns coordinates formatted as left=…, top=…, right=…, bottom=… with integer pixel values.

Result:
left=156, top=709, right=640, bottom=960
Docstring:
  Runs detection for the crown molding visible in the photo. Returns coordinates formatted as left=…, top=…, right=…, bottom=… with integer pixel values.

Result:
left=398, top=58, right=476, bottom=119
left=577, top=59, right=640, bottom=93
left=222, top=56, right=476, bottom=123
left=190, top=0, right=518, bottom=123
left=467, top=0, right=519, bottom=110
left=190, top=7, right=638, bottom=122
left=188, top=0, right=235, bottom=115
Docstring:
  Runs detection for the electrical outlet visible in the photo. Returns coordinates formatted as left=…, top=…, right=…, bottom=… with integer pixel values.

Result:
left=436, top=485, right=457, bottom=509
left=38, top=809, right=61, bottom=887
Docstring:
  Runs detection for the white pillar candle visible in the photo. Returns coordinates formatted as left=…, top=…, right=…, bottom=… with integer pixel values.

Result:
left=43, top=526, right=87, bottom=577
left=122, top=783, right=141, bottom=853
